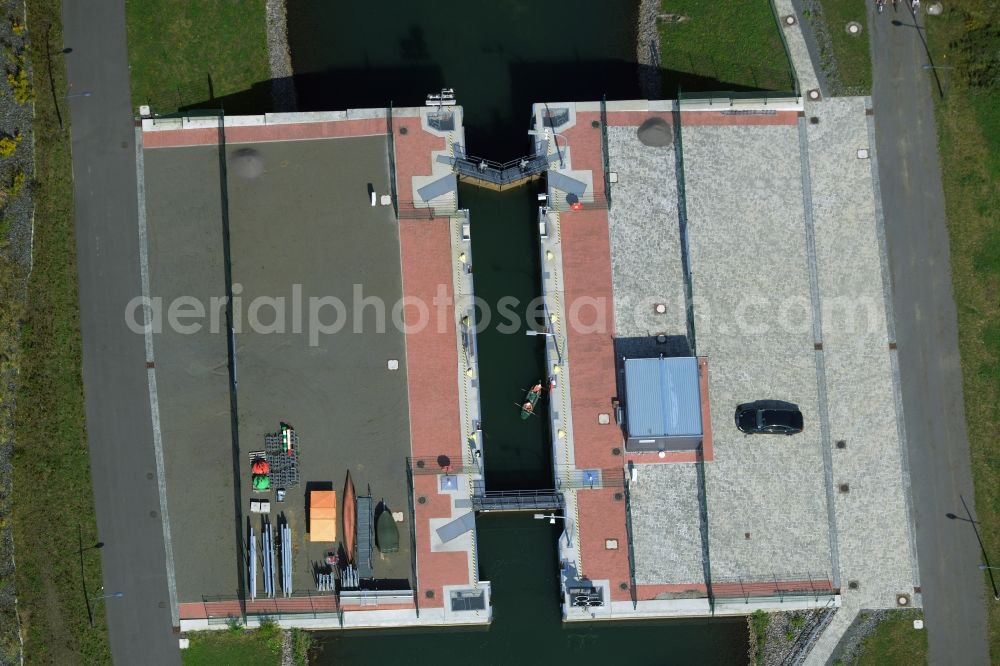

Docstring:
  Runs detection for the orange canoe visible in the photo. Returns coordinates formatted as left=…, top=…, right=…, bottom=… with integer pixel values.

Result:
left=343, top=472, right=356, bottom=564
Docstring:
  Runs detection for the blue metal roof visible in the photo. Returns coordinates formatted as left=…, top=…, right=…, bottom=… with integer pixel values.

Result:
left=624, top=357, right=703, bottom=438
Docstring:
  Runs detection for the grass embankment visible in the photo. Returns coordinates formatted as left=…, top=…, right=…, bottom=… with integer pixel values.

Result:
left=182, top=622, right=313, bottom=666
left=852, top=612, right=928, bottom=665
left=126, top=0, right=271, bottom=114
left=10, top=0, right=111, bottom=663
left=658, top=0, right=795, bottom=93
left=806, top=0, right=871, bottom=94
left=925, top=2, right=1000, bottom=662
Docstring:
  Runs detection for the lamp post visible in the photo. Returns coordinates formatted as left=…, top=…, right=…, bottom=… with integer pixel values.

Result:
left=526, top=329, right=563, bottom=365
left=948, top=496, right=1000, bottom=600
left=527, top=128, right=568, bottom=168
left=534, top=513, right=574, bottom=547
left=89, top=588, right=124, bottom=627
left=921, top=63, right=953, bottom=98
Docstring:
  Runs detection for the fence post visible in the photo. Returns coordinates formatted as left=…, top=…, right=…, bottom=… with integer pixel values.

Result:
left=386, top=102, right=399, bottom=219
left=600, top=95, right=612, bottom=210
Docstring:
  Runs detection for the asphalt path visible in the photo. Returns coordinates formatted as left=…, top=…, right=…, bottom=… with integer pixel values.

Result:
left=62, top=0, right=180, bottom=663
left=869, top=5, right=990, bottom=664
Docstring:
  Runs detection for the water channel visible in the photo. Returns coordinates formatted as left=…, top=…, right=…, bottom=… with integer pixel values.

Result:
left=285, top=1, right=749, bottom=662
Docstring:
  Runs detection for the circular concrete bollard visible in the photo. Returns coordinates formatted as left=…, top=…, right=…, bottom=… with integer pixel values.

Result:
left=927, top=3, right=943, bottom=15
left=846, top=21, right=863, bottom=35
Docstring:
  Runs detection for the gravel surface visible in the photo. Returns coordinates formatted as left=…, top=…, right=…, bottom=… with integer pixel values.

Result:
left=266, top=0, right=297, bottom=112
left=0, top=0, right=34, bottom=662
left=636, top=0, right=663, bottom=99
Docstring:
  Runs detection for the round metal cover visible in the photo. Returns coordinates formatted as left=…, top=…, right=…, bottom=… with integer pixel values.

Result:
left=636, top=117, right=672, bottom=147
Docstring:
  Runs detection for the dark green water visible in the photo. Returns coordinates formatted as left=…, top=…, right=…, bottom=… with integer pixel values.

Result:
left=316, top=514, right=748, bottom=665
left=461, top=184, right=550, bottom=490
left=288, top=2, right=747, bottom=661
left=286, top=0, right=641, bottom=158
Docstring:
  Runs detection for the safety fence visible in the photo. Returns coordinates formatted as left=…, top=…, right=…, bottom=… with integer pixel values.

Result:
left=200, top=592, right=338, bottom=624
left=408, top=455, right=480, bottom=476
left=672, top=98, right=698, bottom=357
left=712, top=573, right=836, bottom=604
left=678, top=89, right=799, bottom=107
left=600, top=95, right=613, bottom=210
left=554, top=466, right=625, bottom=490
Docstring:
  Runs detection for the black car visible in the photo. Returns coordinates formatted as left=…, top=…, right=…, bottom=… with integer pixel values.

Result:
left=735, top=400, right=803, bottom=435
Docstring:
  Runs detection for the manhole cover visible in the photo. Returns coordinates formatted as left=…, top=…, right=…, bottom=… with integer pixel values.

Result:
left=846, top=21, right=863, bottom=35
left=783, top=14, right=797, bottom=26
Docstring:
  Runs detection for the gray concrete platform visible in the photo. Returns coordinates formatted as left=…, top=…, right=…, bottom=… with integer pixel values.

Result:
left=145, top=146, right=237, bottom=602
left=227, top=136, right=413, bottom=589
left=144, top=135, right=415, bottom=603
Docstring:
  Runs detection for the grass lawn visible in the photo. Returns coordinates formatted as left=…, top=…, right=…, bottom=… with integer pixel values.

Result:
left=807, top=0, right=872, bottom=94
left=11, top=0, right=111, bottom=663
left=925, top=3, right=1000, bottom=662
left=657, top=0, right=796, bottom=93
left=126, top=0, right=271, bottom=114
left=853, top=612, right=928, bottom=665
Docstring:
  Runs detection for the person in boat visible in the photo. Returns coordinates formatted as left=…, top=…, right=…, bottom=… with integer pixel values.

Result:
left=530, top=383, right=543, bottom=393
left=523, top=401, right=534, bottom=413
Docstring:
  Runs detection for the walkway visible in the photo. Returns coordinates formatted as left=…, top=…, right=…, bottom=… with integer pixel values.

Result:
left=62, top=0, right=180, bottom=662
left=869, top=4, right=989, bottom=664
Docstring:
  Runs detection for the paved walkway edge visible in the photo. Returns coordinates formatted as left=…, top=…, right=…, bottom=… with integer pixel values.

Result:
left=864, top=97, right=920, bottom=593
left=135, top=126, right=180, bottom=626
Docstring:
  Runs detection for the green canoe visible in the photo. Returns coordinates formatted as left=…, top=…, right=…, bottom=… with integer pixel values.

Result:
left=520, top=381, right=543, bottom=420
left=376, top=504, right=399, bottom=554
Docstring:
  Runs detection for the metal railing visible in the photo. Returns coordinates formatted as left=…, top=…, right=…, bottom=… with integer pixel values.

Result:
left=405, top=459, right=420, bottom=618
left=554, top=466, right=625, bottom=490
left=623, top=475, right=638, bottom=610
left=453, top=153, right=551, bottom=189
left=386, top=103, right=400, bottom=218
left=600, top=95, right=612, bottom=210
left=712, top=572, right=836, bottom=603
left=471, top=489, right=564, bottom=512
left=672, top=96, right=698, bottom=357
left=201, top=591, right=339, bottom=624
left=408, top=455, right=479, bottom=476
left=678, top=89, right=799, bottom=106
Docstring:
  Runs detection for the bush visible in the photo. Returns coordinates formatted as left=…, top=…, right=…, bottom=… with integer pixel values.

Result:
left=751, top=610, right=770, bottom=665
left=255, top=618, right=283, bottom=652
left=0, top=134, right=21, bottom=158
left=790, top=614, right=806, bottom=629
left=6, top=59, right=32, bottom=105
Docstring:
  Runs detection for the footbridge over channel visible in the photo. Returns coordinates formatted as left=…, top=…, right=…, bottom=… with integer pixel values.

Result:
left=436, top=147, right=558, bottom=191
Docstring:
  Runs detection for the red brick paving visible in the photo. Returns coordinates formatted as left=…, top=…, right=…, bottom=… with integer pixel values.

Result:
left=395, top=118, right=472, bottom=608
left=142, top=118, right=389, bottom=148
left=604, top=109, right=798, bottom=128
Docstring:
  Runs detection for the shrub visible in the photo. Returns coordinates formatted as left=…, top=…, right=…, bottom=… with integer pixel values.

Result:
left=790, top=614, right=806, bottom=629
left=751, top=610, right=770, bottom=664
left=11, top=20, right=25, bottom=36
left=0, top=134, right=21, bottom=158
left=6, top=59, right=32, bottom=105
left=255, top=618, right=283, bottom=652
